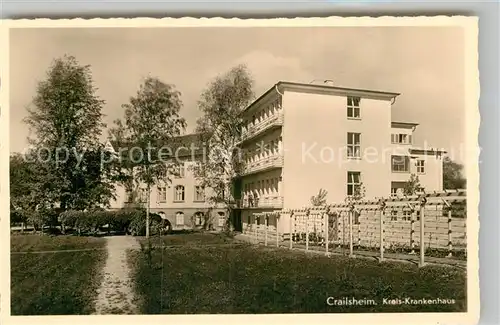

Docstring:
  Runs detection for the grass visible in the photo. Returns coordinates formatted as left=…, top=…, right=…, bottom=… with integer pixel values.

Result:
left=129, top=232, right=467, bottom=314
left=137, top=231, right=234, bottom=247
left=10, top=235, right=107, bottom=315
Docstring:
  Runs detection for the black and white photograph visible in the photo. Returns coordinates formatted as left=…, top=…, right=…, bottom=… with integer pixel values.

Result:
left=1, top=17, right=479, bottom=325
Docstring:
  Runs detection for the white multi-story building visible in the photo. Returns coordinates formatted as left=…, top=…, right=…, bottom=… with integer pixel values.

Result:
left=233, top=81, right=445, bottom=233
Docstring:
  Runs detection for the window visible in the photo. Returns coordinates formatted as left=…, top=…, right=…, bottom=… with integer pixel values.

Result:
left=157, top=186, right=167, bottom=202
left=416, top=160, right=425, bottom=174
left=194, top=212, right=204, bottom=226
left=139, top=188, right=148, bottom=203
left=176, top=212, right=184, bottom=226
left=402, top=210, right=412, bottom=221
left=125, top=189, right=133, bottom=203
left=194, top=186, right=205, bottom=202
left=390, top=210, right=398, bottom=221
left=347, top=133, right=361, bottom=158
left=347, top=172, right=361, bottom=196
left=218, top=212, right=225, bottom=227
left=391, top=188, right=398, bottom=197
left=391, top=155, right=410, bottom=173
left=391, top=133, right=412, bottom=144
left=347, top=96, right=361, bottom=118
left=174, top=185, right=185, bottom=202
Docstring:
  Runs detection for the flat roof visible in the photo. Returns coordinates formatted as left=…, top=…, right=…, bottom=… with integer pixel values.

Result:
left=391, top=121, right=419, bottom=128
left=409, top=147, right=447, bottom=155
left=241, top=81, right=401, bottom=115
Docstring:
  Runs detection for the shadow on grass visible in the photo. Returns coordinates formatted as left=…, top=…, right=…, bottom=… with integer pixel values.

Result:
left=128, top=233, right=467, bottom=314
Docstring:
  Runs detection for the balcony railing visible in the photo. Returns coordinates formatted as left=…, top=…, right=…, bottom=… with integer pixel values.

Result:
left=240, top=112, right=284, bottom=143
left=236, top=196, right=283, bottom=209
left=242, top=155, right=283, bottom=175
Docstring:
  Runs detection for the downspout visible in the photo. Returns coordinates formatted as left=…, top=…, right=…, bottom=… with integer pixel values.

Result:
left=275, top=84, right=284, bottom=96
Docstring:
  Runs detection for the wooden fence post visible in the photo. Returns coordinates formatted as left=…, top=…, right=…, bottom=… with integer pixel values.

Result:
left=325, top=211, right=329, bottom=255
left=379, top=199, right=386, bottom=262
left=419, top=195, right=427, bottom=267
left=305, top=209, right=310, bottom=251
left=289, top=211, right=293, bottom=250
left=264, top=214, right=268, bottom=246
left=410, top=207, right=416, bottom=254
left=254, top=214, right=258, bottom=244
left=349, top=205, right=354, bottom=257
left=447, top=208, right=453, bottom=257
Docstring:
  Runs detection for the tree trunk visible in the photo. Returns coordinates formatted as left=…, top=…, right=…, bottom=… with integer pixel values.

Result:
left=146, top=184, right=151, bottom=238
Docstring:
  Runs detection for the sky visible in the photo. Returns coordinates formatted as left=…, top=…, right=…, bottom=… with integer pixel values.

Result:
left=9, top=26, right=465, bottom=162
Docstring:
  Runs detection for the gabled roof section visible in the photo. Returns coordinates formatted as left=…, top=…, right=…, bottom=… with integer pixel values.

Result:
left=109, top=133, right=208, bottom=163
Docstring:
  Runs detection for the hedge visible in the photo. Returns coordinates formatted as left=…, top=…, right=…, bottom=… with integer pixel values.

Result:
left=59, top=208, right=169, bottom=236
left=10, top=209, right=59, bottom=230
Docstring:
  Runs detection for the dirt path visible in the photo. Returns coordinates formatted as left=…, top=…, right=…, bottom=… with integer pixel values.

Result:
left=93, top=235, right=140, bottom=315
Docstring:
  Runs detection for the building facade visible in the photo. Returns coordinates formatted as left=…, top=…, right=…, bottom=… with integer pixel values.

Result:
left=234, top=81, right=445, bottom=235
left=108, top=134, right=227, bottom=231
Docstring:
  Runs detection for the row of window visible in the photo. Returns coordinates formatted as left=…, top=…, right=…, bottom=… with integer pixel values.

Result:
left=173, top=211, right=226, bottom=226
left=128, top=185, right=205, bottom=203
left=391, top=133, right=413, bottom=145
left=390, top=210, right=416, bottom=221
left=347, top=133, right=417, bottom=159
left=391, top=156, right=425, bottom=174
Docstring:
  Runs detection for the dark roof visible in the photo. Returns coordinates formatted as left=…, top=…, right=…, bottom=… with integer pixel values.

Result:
left=108, top=133, right=209, bottom=163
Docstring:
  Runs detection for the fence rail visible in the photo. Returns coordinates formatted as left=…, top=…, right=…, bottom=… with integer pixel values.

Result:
left=241, top=190, right=467, bottom=267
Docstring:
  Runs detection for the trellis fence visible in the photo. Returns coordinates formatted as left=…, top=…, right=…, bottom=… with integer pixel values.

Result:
left=242, top=190, right=466, bottom=267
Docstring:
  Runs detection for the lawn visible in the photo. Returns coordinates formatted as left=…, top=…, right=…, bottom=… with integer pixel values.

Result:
left=10, top=235, right=107, bottom=315
left=129, top=233, right=467, bottom=314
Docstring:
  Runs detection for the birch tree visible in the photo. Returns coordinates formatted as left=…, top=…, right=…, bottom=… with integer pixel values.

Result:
left=193, top=65, right=255, bottom=231
left=119, top=76, right=186, bottom=237
left=23, top=55, right=112, bottom=210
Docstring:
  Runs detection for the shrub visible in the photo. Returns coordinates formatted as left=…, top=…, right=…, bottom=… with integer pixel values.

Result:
left=57, top=208, right=173, bottom=236
left=127, top=211, right=166, bottom=236
left=10, top=210, right=28, bottom=226
left=29, top=209, right=59, bottom=231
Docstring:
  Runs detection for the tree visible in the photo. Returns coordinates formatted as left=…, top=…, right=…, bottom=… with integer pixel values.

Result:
left=23, top=55, right=112, bottom=210
left=443, top=157, right=466, bottom=189
left=107, top=119, right=138, bottom=204
left=10, top=151, right=60, bottom=229
left=193, top=64, right=255, bottom=231
left=119, top=76, right=186, bottom=238
left=310, top=188, right=328, bottom=206
left=403, top=173, right=422, bottom=196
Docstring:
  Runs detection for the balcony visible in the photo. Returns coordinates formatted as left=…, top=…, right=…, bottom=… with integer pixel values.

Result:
left=239, top=112, right=284, bottom=144
left=242, top=154, right=283, bottom=176
left=236, top=196, right=283, bottom=209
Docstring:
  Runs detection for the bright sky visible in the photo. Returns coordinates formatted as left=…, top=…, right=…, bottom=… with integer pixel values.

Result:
left=9, top=27, right=465, bottom=162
